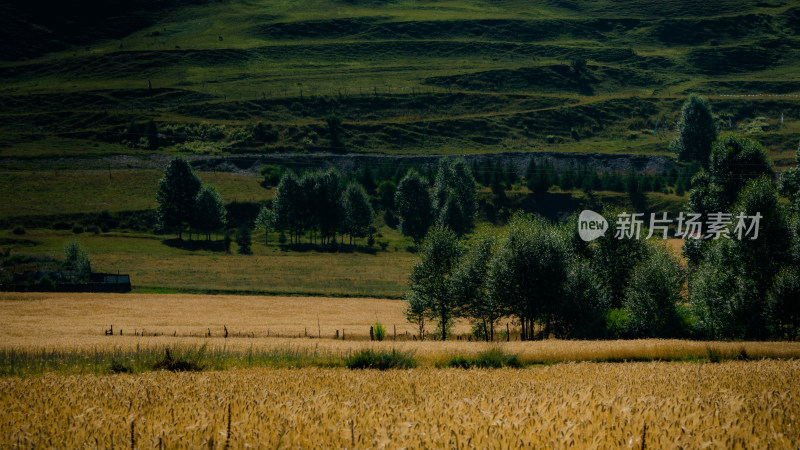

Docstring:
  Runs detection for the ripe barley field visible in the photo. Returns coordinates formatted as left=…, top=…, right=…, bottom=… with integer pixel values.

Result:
left=2, top=293, right=800, bottom=369
left=1, top=362, right=799, bottom=448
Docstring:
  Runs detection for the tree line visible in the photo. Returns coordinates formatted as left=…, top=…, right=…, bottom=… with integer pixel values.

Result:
left=405, top=94, right=800, bottom=341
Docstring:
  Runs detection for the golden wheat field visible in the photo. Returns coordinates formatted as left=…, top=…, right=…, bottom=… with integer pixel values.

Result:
left=3, top=292, right=800, bottom=364
left=1, top=362, right=799, bottom=448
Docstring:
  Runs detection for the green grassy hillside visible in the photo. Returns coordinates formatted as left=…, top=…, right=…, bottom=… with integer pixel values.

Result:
left=1, top=0, right=799, bottom=158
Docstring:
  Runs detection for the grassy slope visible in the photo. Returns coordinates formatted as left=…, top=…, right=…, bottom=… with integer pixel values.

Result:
left=0, top=0, right=798, bottom=157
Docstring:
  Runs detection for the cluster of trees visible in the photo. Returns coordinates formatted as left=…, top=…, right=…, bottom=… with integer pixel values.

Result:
left=406, top=213, right=685, bottom=341
left=407, top=132, right=800, bottom=341
left=395, top=158, right=478, bottom=244
left=261, top=168, right=374, bottom=246
left=156, top=158, right=227, bottom=241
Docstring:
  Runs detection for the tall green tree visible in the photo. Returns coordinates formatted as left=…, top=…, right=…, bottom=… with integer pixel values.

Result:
left=156, top=158, right=201, bottom=240
left=377, top=180, right=397, bottom=210
left=254, top=206, right=275, bottom=245
left=311, top=169, right=345, bottom=244
left=766, top=269, right=800, bottom=340
left=406, top=225, right=463, bottom=340
left=432, top=158, right=477, bottom=235
left=272, top=171, right=305, bottom=244
left=64, top=240, right=91, bottom=281
left=555, top=257, right=609, bottom=339
left=448, top=230, right=502, bottom=341
left=624, top=243, right=686, bottom=338
left=194, top=185, right=227, bottom=241
left=342, top=182, right=374, bottom=245
left=671, top=94, right=718, bottom=163
left=488, top=213, right=570, bottom=340
left=395, top=170, right=433, bottom=245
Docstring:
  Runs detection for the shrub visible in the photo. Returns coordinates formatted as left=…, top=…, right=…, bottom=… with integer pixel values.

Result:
left=152, top=348, right=202, bottom=372
left=109, top=360, right=133, bottom=374
left=345, top=349, right=417, bottom=370
left=372, top=322, right=386, bottom=341
left=86, top=225, right=100, bottom=235
left=72, top=225, right=84, bottom=234
left=472, top=349, right=522, bottom=369
left=236, top=226, right=252, bottom=255
left=53, top=221, right=72, bottom=230
left=446, top=356, right=473, bottom=369
left=12, top=226, right=25, bottom=235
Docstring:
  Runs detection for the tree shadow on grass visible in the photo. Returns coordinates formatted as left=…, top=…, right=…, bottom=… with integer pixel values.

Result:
left=162, top=238, right=227, bottom=252
left=279, top=242, right=378, bottom=254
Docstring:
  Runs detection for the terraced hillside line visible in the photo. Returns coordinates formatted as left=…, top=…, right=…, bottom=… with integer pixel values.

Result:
left=1, top=362, right=799, bottom=447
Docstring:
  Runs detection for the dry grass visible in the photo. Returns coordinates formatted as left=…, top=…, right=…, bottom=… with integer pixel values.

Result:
left=1, top=362, right=799, bottom=447
left=3, top=293, right=800, bottom=365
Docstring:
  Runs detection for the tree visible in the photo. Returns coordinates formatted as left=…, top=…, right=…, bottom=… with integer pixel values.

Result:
left=555, top=257, right=609, bottom=339
left=254, top=206, right=275, bottom=245
left=342, top=182, right=374, bottom=245
left=488, top=213, right=570, bottom=340
left=311, top=169, right=345, bottom=244
left=671, top=94, right=718, bottom=163
left=259, top=165, right=284, bottom=188
left=395, top=170, right=433, bottom=245
left=623, top=243, right=686, bottom=338
left=432, top=158, right=477, bottom=235
left=406, top=225, right=463, bottom=341
left=272, top=171, right=305, bottom=244
left=64, top=240, right=91, bottom=281
left=156, top=158, right=201, bottom=240
left=448, top=230, right=502, bottom=341
left=590, top=208, right=648, bottom=308
left=708, top=135, right=774, bottom=209
left=377, top=180, right=397, bottom=211
left=194, top=185, right=227, bottom=241
left=765, top=269, right=800, bottom=340
left=405, top=292, right=427, bottom=340
left=690, top=177, right=791, bottom=340
left=236, top=226, right=252, bottom=255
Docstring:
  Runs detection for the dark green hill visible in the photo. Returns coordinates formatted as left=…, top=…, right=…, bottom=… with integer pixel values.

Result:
left=0, top=0, right=798, bottom=160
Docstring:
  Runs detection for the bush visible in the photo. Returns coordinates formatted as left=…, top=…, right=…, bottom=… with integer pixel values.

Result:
left=446, top=356, right=473, bottom=369
left=72, top=225, right=84, bottom=234
left=109, top=360, right=133, bottom=374
left=86, top=225, right=100, bottom=235
left=447, top=349, right=522, bottom=369
left=604, top=308, right=630, bottom=339
left=372, top=322, right=386, bottom=341
left=152, top=348, right=202, bottom=372
left=472, top=349, right=522, bottom=369
left=345, top=349, right=417, bottom=370
left=53, top=221, right=72, bottom=230
left=236, top=226, right=252, bottom=255
left=12, top=226, right=25, bottom=235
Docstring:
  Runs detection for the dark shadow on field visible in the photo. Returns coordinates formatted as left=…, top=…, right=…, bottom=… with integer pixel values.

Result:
left=162, top=238, right=227, bottom=252
left=279, top=242, right=378, bottom=254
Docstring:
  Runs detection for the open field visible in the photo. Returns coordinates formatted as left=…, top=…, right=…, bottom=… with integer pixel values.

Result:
left=2, top=293, right=799, bottom=370
left=0, top=169, right=272, bottom=217
left=2, top=362, right=799, bottom=447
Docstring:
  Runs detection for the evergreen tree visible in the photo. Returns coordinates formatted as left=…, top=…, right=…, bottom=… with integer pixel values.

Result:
left=156, top=158, right=202, bottom=240
left=194, top=185, right=227, bottom=241
left=343, top=182, right=374, bottom=245
left=395, top=170, right=433, bottom=245
left=671, top=94, right=718, bottom=163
